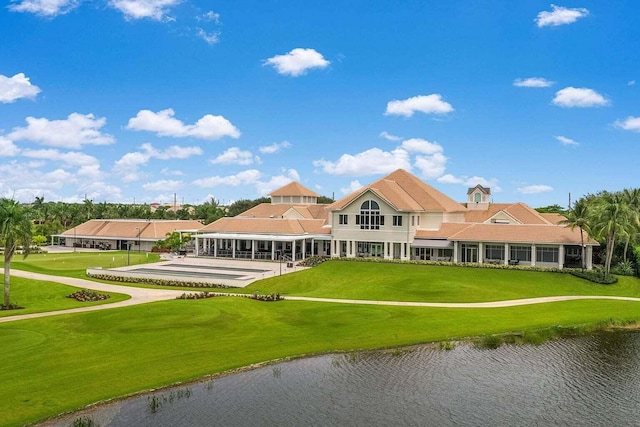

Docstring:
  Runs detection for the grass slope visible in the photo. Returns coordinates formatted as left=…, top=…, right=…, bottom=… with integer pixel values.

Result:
left=1, top=297, right=639, bottom=426
left=4, top=251, right=161, bottom=278
left=0, top=276, right=129, bottom=317
left=245, top=261, right=640, bottom=302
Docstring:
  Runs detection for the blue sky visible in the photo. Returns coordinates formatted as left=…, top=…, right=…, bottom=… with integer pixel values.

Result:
left=1, top=1, right=639, bottom=207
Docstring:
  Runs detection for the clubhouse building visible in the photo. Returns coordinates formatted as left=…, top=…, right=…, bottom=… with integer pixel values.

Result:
left=193, top=169, right=597, bottom=269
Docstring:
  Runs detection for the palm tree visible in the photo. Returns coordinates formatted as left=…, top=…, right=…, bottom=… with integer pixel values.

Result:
left=591, top=191, right=633, bottom=275
left=560, top=198, right=591, bottom=271
left=621, top=188, right=640, bottom=262
left=0, top=199, right=33, bottom=308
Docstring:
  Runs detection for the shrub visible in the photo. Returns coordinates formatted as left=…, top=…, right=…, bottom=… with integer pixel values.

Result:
left=297, top=256, right=330, bottom=267
left=612, top=260, right=635, bottom=276
left=569, top=270, right=618, bottom=284
left=67, top=289, right=110, bottom=302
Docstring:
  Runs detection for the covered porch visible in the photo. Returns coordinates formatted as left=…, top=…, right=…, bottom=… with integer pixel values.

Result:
left=193, top=232, right=331, bottom=261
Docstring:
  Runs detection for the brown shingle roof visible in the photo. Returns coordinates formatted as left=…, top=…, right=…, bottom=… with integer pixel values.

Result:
left=269, top=182, right=320, bottom=197
left=328, top=169, right=467, bottom=213
left=448, top=223, right=598, bottom=245
left=239, top=203, right=328, bottom=220
left=61, top=220, right=203, bottom=239
left=464, top=203, right=551, bottom=225
left=540, top=213, right=567, bottom=225
left=199, top=217, right=329, bottom=235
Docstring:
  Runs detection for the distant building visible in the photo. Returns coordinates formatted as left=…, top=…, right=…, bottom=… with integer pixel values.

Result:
left=54, top=219, right=203, bottom=252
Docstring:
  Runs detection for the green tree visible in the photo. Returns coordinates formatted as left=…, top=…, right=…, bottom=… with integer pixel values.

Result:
left=621, top=188, right=640, bottom=262
left=560, top=198, right=591, bottom=271
left=0, top=199, right=33, bottom=308
left=154, top=231, right=190, bottom=252
left=591, top=191, right=634, bottom=275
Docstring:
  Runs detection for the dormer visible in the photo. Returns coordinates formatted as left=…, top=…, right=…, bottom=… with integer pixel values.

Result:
left=467, top=185, right=490, bottom=210
left=269, top=182, right=320, bottom=205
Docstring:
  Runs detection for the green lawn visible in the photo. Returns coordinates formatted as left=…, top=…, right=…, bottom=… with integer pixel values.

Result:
left=244, top=261, right=640, bottom=302
left=0, top=276, right=130, bottom=317
left=4, top=251, right=161, bottom=278
left=1, top=296, right=639, bottom=426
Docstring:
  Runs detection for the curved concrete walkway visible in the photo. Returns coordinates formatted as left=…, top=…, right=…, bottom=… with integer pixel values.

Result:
left=2, top=269, right=640, bottom=324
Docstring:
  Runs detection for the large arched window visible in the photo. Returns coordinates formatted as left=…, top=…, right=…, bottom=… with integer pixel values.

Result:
left=356, top=200, right=383, bottom=230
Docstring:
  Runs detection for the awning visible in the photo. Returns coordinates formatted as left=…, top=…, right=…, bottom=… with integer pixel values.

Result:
left=411, top=239, right=453, bottom=249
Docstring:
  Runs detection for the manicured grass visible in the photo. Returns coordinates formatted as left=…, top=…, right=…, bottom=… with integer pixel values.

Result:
left=3, top=251, right=161, bottom=278
left=1, top=296, right=639, bottom=426
left=0, top=276, right=130, bottom=317
left=244, top=261, right=640, bottom=302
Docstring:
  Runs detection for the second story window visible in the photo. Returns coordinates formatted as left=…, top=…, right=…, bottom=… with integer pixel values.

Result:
left=339, top=214, right=348, bottom=225
left=393, top=215, right=403, bottom=226
left=358, top=200, right=381, bottom=230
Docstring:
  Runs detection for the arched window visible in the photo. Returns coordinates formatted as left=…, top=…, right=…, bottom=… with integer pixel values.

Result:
left=474, top=192, right=482, bottom=203
left=357, top=200, right=383, bottom=230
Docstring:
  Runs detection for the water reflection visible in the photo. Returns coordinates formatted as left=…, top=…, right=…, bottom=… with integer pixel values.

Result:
left=43, top=331, right=640, bottom=426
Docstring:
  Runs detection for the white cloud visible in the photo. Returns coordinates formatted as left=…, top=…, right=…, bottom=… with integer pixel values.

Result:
left=615, top=116, right=640, bottom=132
left=192, top=169, right=263, bottom=188
left=313, top=147, right=411, bottom=176
left=197, top=28, right=220, bottom=45
left=126, top=108, right=240, bottom=140
left=385, top=94, right=454, bottom=117
left=414, top=153, right=447, bottom=180
left=210, top=147, right=258, bottom=165
left=379, top=131, right=401, bottom=141
left=535, top=4, right=589, bottom=27
left=517, top=184, right=554, bottom=194
left=340, top=180, right=363, bottom=195
left=140, top=142, right=202, bottom=159
left=8, top=0, right=79, bottom=16
left=264, top=48, right=330, bottom=77
left=8, top=113, right=115, bottom=148
left=552, top=87, right=609, bottom=108
left=160, top=168, right=184, bottom=176
left=437, top=174, right=502, bottom=192
left=108, top=0, right=180, bottom=21
left=0, top=73, right=42, bottom=103
left=628, top=80, right=636, bottom=86
left=555, top=135, right=579, bottom=146
left=400, top=138, right=443, bottom=154
left=143, top=180, right=183, bottom=191
left=0, top=137, right=20, bottom=156
left=259, top=140, right=292, bottom=154
left=22, top=148, right=100, bottom=167
left=513, top=77, right=554, bottom=88
left=198, top=11, right=220, bottom=23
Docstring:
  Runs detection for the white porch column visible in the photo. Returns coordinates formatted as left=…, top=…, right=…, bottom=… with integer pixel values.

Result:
left=251, top=240, right=255, bottom=260
left=478, top=242, right=484, bottom=264
left=504, top=243, right=509, bottom=265
left=586, top=246, right=593, bottom=269
left=302, top=239, right=306, bottom=259
left=194, top=236, right=199, bottom=256
left=292, top=241, right=296, bottom=261
left=311, top=239, right=315, bottom=257
left=232, top=239, right=236, bottom=259
left=531, top=244, right=536, bottom=266
left=271, top=241, right=275, bottom=260
left=558, top=245, right=565, bottom=270
left=453, top=241, right=459, bottom=263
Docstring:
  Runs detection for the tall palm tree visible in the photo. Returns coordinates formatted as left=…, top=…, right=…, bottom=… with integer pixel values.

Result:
left=591, top=191, right=633, bottom=275
left=621, top=188, right=640, bottom=262
left=0, top=199, right=33, bottom=308
left=560, top=197, right=591, bottom=271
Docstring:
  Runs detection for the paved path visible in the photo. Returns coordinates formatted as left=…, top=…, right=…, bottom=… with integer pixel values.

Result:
left=2, top=269, right=640, bottom=323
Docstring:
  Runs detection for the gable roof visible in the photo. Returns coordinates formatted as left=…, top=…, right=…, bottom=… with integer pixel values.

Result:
left=540, top=213, right=567, bottom=225
left=328, top=169, right=467, bottom=213
left=464, top=203, right=551, bottom=225
left=467, top=184, right=491, bottom=195
left=269, top=182, right=320, bottom=197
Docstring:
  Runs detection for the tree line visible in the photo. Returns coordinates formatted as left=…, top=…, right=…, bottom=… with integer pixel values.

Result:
left=562, top=189, right=640, bottom=276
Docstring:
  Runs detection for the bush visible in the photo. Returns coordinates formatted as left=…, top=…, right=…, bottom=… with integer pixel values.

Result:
left=297, top=256, right=329, bottom=267
left=611, top=260, right=635, bottom=276
left=67, top=289, right=110, bottom=302
left=569, top=269, right=618, bottom=284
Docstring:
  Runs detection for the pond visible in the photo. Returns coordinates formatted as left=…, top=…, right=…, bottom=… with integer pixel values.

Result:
left=44, top=331, right=640, bottom=426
